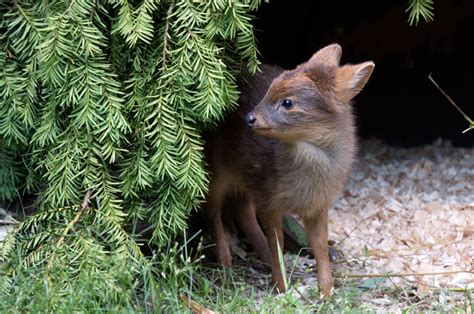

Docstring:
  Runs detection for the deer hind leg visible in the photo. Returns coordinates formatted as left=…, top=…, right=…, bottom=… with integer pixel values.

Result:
left=258, top=210, right=286, bottom=293
left=206, top=179, right=232, bottom=267
left=235, top=196, right=271, bottom=263
left=302, top=208, right=334, bottom=299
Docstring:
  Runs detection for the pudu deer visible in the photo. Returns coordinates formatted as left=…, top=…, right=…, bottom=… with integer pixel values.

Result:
left=205, top=44, right=374, bottom=298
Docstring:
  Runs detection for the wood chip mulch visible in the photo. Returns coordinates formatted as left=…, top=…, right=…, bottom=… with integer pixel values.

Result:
left=330, top=139, right=473, bottom=292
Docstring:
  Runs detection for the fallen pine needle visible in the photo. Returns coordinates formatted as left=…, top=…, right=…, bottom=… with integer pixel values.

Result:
left=365, top=238, right=470, bottom=255
left=181, top=294, right=216, bottom=314
left=338, top=269, right=472, bottom=278
left=428, top=73, right=474, bottom=133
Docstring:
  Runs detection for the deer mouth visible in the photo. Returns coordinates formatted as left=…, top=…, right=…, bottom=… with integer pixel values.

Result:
left=253, top=127, right=274, bottom=136
left=253, top=126, right=271, bottom=131
left=252, top=124, right=272, bottom=130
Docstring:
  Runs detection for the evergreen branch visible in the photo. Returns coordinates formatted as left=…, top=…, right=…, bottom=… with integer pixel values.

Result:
left=63, top=0, right=77, bottom=17
left=1, top=0, right=264, bottom=308
left=46, top=190, right=91, bottom=273
left=110, top=0, right=158, bottom=46
left=0, top=143, right=23, bottom=200
left=1, top=202, right=161, bottom=310
left=14, top=2, right=35, bottom=29
left=406, top=0, right=434, bottom=26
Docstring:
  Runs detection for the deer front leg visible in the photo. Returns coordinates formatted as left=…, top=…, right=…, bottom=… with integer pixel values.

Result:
left=303, top=208, right=333, bottom=298
left=259, top=210, right=286, bottom=293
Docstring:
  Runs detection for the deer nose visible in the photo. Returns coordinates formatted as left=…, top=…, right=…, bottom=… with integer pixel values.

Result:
left=246, top=112, right=256, bottom=127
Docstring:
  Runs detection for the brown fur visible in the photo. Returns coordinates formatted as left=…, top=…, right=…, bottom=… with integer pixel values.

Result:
left=204, top=44, right=374, bottom=298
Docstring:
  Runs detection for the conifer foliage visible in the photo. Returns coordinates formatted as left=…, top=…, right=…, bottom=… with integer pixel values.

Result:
left=406, top=0, right=434, bottom=26
left=0, top=0, right=261, bottom=309
left=0, top=0, right=260, bottom=239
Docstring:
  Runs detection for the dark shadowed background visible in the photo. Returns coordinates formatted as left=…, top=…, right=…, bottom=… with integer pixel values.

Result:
left=253, top=0, right=474, bottom=147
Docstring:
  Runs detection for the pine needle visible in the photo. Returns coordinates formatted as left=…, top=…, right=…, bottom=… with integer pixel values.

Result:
left=428, top=73, right=474, bottom=133
left=339, top=269, right=471, bottom=279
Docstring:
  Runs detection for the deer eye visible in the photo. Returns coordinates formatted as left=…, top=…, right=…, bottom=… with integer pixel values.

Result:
left=281, top=99, right=293, bottom=109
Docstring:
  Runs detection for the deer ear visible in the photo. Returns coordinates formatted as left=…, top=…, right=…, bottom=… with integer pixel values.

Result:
left=336, top=61, right=375, bottom=102
left=307, top=44, right=342, bottom=67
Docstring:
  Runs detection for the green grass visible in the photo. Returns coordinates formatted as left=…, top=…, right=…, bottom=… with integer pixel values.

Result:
left=192, top=268, right=472, bottom=313
left=170, top=245, right=473, bottom=313
left=1, top=229, right=472, bottom=313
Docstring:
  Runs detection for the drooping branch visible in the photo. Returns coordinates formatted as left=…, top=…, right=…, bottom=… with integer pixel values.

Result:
left=46, top=190, right=92, bottom=273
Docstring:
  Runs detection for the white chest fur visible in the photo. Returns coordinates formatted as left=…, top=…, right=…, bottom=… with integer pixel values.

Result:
left=270, top=142, right=349, bottom=216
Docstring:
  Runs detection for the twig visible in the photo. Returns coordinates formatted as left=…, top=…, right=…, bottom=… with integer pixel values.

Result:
left=46, top=191, right=92, bottom=272
left=294, top=286, right=319, bottom=306
left=391, top=275, right=472, bottom=293
left=358, top=238, right=471, bottom=256
left=0, top=220, right=19, bottom=225
left=337, top=207, right=385, bottom=245
left=336, top=193, right=388, bottom=246
left=63, top=0, right=77, bottom=17
left=338, top=269, right=471, bottom=279
left=181, top=294, right=216, bottom=314
left=428, top=73, right=474, bottom=133
left=89, top=0, right=96, bottom=22
left=162, top=4, right=173, bottom=67
left=333, top=252, right=433, bottom=264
